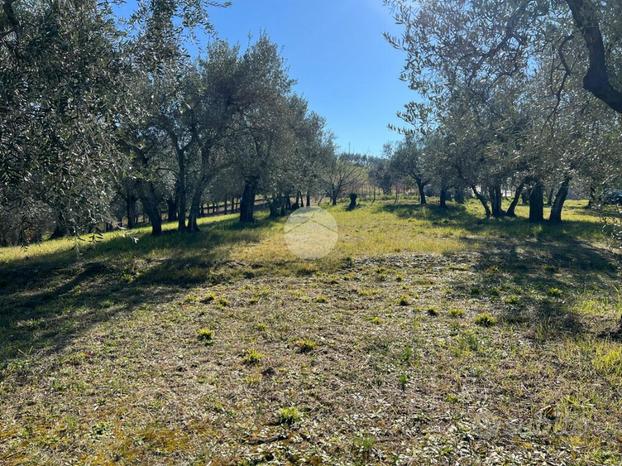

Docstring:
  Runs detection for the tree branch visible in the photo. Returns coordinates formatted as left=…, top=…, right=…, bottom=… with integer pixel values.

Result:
left=565, top=0, right=622, bottom=113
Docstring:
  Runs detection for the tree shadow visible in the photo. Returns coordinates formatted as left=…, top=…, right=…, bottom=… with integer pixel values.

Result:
left=380, top=202, right=607, bottom=242
left=381, top=202, right=620, bottom=339
left=452, top=236, right=619, bottom=340
left=475, top=238, right=619, bottom=338
left=0, top=215, right=279, bottom=374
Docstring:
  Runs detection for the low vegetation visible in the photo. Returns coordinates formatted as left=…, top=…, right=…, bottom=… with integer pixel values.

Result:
left=1, top=199, right=621, bottom=464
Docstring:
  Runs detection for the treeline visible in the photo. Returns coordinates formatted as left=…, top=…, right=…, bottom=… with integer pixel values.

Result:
left=0, top=1, right=345, bottom=245
left=382, top=0, right=622, bottom=224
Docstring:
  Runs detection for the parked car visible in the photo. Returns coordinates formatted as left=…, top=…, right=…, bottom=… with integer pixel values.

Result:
left=603, top=190, right=622, bottom=205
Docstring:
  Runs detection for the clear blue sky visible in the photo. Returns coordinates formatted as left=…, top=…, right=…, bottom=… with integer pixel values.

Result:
left=207, top=0, right=411, bottom=155
left=119, top=0, right=413, bottom=155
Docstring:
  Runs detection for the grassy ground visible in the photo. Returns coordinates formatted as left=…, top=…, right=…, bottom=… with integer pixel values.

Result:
left=1, top=199, right=621, bottom=464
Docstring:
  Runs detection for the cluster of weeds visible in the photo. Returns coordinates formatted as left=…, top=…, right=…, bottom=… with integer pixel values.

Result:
left=278, top=407, right=302, bottom=425
left=254, top=322, right=268, bottom=332
left=474, top=312, right=497, bottom=327
left=426, top=307, right=439, bottom=317
left=368, top=316, right=383, bottom=325
left=242, top=349, right=265, bottom=365
left=352, top=435, right=376, bottom=461
left=503, top=294, right=521, bottom=305
left=398, top=295, right=410, bottom=306
left=294, top=338, right=318, bottom=353
left=398, top=373, right=409, bottom=390
left=341, top=256, right=354, bottom=268
left=546, top=287, right=563, bottom=298
left=470, top=287, right=481, bottom=296
left=183, top=293, right=200, bottom=304
left=448, top=308, right=465, bottom=318
left=593, top=345, right=622, bottom=376
left=244, top=373, right=262, bottom=385
left=196, top=328, right=214, bottom=345
left=452, top=330, right=481, bottom=356
left=357, top=287, right=379, bottom=297
left=399, top=346, right=414, bottom=364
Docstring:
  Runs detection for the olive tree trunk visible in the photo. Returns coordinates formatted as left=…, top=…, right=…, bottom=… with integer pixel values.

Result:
left=549, top=177, right=571, bottom=224
left=240, top=177, right=258, bottom=223
left=529, top=180, right=544, bottom=223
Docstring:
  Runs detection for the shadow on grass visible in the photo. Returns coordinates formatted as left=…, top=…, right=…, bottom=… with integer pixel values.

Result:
left=380, top=202, right=607, bottom=242
left=0, top=215, right=278, bottom=373
left=381, top=202, right=620, bottom=339
left=465, top=236, right=619, bottom=339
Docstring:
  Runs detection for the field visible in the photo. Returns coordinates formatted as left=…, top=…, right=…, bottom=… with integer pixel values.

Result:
left=1, top=199, right=622, bottom=465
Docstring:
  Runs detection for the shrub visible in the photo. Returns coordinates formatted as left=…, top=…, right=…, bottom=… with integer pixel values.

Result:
left=315, top=295, right=328, bottom=303
left=368, top=316, right=383, bottom=325
left=201, top=292, right=216, bottom=304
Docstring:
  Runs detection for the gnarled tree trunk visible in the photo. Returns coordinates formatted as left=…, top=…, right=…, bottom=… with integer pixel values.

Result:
left=454, top=188, right=465, bottom=204
left=471, top=185, right=491, bottom=218
left=138, top=181, right=162, bottom=236
left=439, top=187, right=448, bottom=208
left=166, top=197, right=177, bottom=222
left=348, top=193, right=358, bottom=210
left=549, top=177, right=571, bottom=224
left=176, top=180, right=187, bottom=232
left=489, top=185, right=505, bottom=218
left=529, top=180, right=544, bottom=223
left=240, top=177, right=258, bottom=223
left=506, top=180, right=525, bottom=217
left=416, top=179, right=427, bottom=205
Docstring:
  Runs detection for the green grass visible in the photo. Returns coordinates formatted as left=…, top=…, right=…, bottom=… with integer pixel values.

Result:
left=0, top=199, right=607, bottom=269
left=1, top=198, right=621, bottom=464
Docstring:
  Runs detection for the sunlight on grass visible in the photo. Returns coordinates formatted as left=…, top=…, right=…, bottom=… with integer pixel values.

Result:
left=231, top=199, right=605, bottom=267
left=0, top=214, right=238, bottom=264
left=0, top=199, right=607, bottom=269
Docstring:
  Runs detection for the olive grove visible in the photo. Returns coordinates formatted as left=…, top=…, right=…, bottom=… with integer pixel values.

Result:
left=382, top=0, right=622, bottom=224
left=0, top=0, right=337, bottom=244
